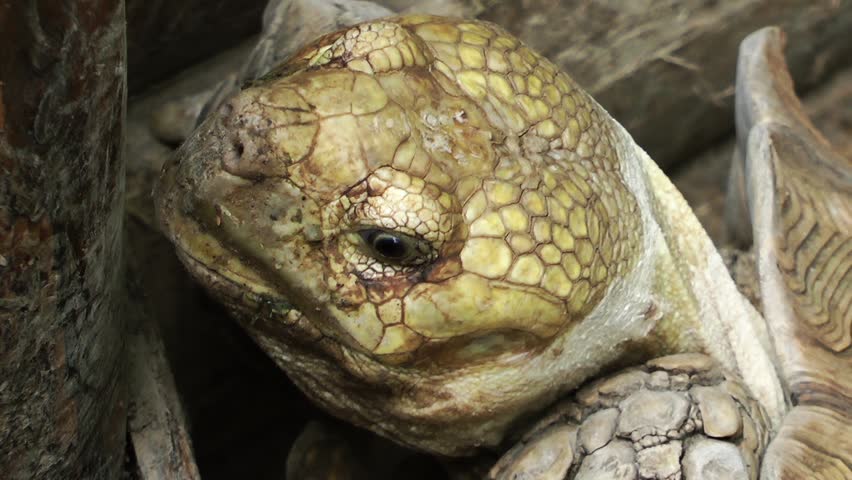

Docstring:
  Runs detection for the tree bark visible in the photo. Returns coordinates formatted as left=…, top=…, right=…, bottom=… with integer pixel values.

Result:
left=0, top=1, right=127, bottom=479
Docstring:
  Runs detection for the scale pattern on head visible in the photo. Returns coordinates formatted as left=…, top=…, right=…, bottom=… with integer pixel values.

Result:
left=177, top=15, right=642, bottom=366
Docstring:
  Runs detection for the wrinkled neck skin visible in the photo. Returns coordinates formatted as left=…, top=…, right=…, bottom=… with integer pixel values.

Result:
left=160, top=104, right=785, bottom=459
left=611, top=121, right=786, bottom=429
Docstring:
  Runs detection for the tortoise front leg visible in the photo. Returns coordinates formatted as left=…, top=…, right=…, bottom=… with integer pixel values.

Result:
left=490, top=354, right=769, bottom=480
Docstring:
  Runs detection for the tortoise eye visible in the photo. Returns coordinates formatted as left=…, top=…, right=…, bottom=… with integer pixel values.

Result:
left=368, top=231, right=408, bottom=259
left=358, top=229, right=432, bottom=266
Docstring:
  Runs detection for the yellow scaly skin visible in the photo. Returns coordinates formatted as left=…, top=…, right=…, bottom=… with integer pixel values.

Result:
left=155, top=15, right=785, bottom=456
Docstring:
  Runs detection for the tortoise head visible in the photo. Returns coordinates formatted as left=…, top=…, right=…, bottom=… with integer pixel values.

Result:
left=155, top=16, right=645, bottom=455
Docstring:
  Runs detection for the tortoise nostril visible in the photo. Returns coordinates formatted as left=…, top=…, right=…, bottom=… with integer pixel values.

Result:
left=221, top=135, right=249, bottom=176
left=218, top=101, right=235, bottom=120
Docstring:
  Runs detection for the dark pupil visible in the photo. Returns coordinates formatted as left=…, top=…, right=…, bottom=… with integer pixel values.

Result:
left=371, top=232, right=407, bottom=259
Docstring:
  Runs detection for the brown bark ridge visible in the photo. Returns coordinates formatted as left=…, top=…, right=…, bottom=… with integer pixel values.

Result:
left=0, top=1, right=127, bottom=479
left=479, top=0, right=852, bottom=168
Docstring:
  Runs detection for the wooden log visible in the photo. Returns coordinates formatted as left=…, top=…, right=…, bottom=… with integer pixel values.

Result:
left=126, top=254, right=201, bottom=480
left=124, top=214, right=202, bottom=479
left=0, top=1, right=127, bottom=478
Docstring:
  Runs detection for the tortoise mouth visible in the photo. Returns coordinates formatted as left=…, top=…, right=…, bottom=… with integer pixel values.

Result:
left=406, top=329, right=547, bottom=369
left=168, top=215, right=551, bottom=368
left=173, top=244, right=292, bottom=313
left=156, top=176, right=598, bottom=458
left=157, top=166, right=559, bottom=371
left=155, top=161, right=296, bottom=317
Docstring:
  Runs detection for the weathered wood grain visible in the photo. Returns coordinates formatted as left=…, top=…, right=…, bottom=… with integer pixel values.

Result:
left=126, top=229, right=201, bottom=480
left=0, top=1, right=127, bottom=478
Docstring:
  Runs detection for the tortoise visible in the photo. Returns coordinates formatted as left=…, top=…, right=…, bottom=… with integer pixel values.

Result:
left=152, top=9, right=851, bottom=480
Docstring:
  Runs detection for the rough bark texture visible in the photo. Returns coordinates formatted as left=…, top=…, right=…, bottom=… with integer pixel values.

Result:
left=479, top=0, right=852, bottom=167
left=0, top=1, right=127, bottom=479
